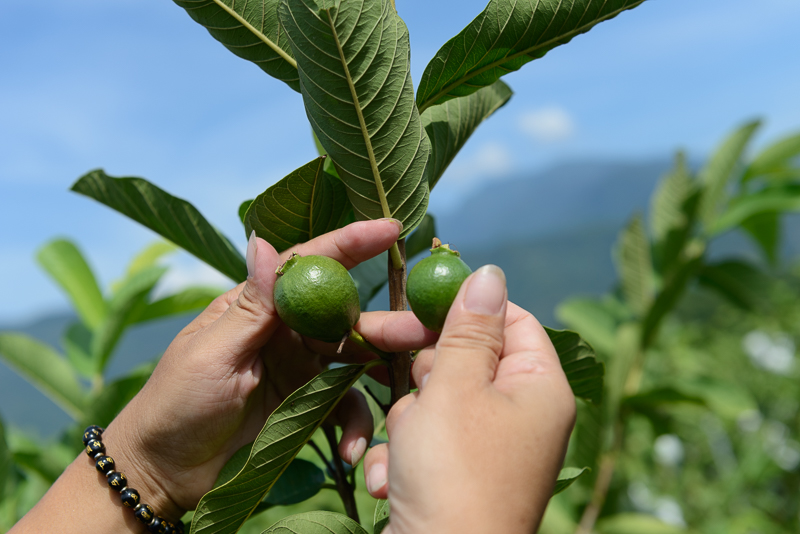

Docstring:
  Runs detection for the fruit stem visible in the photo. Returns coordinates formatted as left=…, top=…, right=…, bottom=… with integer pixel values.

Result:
left=387, top=238, right=412, bottom=406
left=348, top=329, right=392, bottom=361
left=322, top=424, right=360, bottom=523
left=389, top=242, right=403, bottom=270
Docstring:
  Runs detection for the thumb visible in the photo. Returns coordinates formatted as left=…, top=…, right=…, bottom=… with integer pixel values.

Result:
left=201, top=232, right=283, bottom=362
left=428, top=265, right=508, bottom=388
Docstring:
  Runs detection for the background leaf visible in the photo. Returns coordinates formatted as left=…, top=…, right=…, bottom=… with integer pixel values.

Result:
left=421, top=81, right=513, bottom=189
left=739, top=211, right=780, bottom=264
left=711, top=184, right=800, bottom=235
left=416, top=0, right=646, bottom=112
left=617, top=215, right=654, bottom=317
left=191, top=363, right=374, bottom=534
left=553, top=466, right=589, bottom=495
left=135, top=287, right=223, bottom=324
left=171, top=0, right=299, bottom=91
left=72, top=170, right=247, bottom=282
left=697, top=260, right=771, bottom=311
left=545, top=327, right=604, bottom=404
left=0, top=333, right=86, bottom=420
left=62, top=322, right=95, bottom=378
left=83, top=363, right=155, bottom=428
left=373, top=499, right=390, bottom=534
left=280, top=0, right=431, bottom=239
left=743, top=131, right=800, bottom=182
left=262, top=511, right=368, bottom=533
left=36, top=239, right=107, bottom=331
left=596, top=513, right=693, bottom=534
left=265, top=458, right=325, bottom=506
left=650, top=151, right=692, bottom=244
left=244, top=157, right=352, bottom=253
left=404, top=214, right=437, bottom=260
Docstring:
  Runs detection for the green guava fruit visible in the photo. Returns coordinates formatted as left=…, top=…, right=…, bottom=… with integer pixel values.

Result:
left=274, top=253, right=361, bottom=343
left=407, top=238, right=472, bottom=333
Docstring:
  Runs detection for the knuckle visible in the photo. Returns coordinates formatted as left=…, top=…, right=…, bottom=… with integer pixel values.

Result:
left=438, top=315, right=504, bottom=355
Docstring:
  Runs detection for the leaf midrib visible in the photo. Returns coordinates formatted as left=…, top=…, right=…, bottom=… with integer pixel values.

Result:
left=324, top=5, right=393, bottom=219
left=417, top=0, right=645, bottom=113
left=211, top=0, right=298, bottom=70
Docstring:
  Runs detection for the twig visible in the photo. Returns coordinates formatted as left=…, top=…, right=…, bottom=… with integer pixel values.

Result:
left=323, top=425, right=360, bottom=522
left=387, top=238, right=411, bottom=405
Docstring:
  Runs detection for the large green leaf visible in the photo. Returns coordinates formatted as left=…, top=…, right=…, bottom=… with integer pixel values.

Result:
left=191, top=362, right=376, bottom=534
left=171, top=0, right=299, bottom=91
left=136, top=287, right=223, bottom=324
left=711, top=184, right=800, bottom=235
left=416, top=0, right=645, bottom=112
left=742, top=131, right=800, bottom=182
left=243, top=157, right=352, bottom=253
left=697, top=260, right=770, bottom=311
left=280, top=0, right=431, bottom=239
left=740, top=211, right=780, bottom=265
left=545, top=327, right=604, bottom=405
left=556, top=297, right=624, bottom=356
left=650, top=151, right=692, bottom=244
left=553, top=466, right=589, bottom=496
left=83, top=363, right=155, bottom=428
left=119, top=241, right=177, bottom=287
left=72, top=170, right=247, bottom=283
left=36, top=239, right=107, bottom=331
left=91, top=266, right=166, bottom=373
left=265, top=458, right=325, bottom=506
left=8, top=435, right=76, bottom=485
left=616, top=215, right=654, bottom=317
left=421, top=81, right=513, bottom=189
left=622, top=386, right=706, bottom=413
left=262, top=511, right=369, bottom=533
left=568, top=402, right=604, bottom=490
left=373, top=499, right=390, bottom=534
left=699, top=120, right=761, bottom=231
left=0, top=333, right=86, bottom=420
left=62, top=322, right=95, bottom=378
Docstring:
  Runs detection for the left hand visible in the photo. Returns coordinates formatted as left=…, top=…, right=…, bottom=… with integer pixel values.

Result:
left=102, top=219, right=436, bottom=519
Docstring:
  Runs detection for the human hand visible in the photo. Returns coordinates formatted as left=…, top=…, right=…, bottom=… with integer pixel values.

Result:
left=100, top=219, right=437, bottom=519
left=363, top=265, right=576, bottom=534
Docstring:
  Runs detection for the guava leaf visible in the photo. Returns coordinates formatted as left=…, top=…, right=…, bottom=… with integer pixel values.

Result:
left=135, top=287, right=223, bottom=324
left=416, top=0, right=646, bottom=112
left=404, top=214, right=437, bottom=260
left=650, top=151, right=692, bottom=244
left=265, top=458, right=325, bottom=506
left=373, top=499, right=390, bottom=534
left=742, top=130, right=800, bottom=182
left=279, top=0, right=431, bottom=239
left=171, top=0, right=299, bottom=91
left=740, top=211, right=779, bottom=265
left=62, top=322, right=95, bottom=378
left=421, top=81, right=512, bottom=189
left=616, top=215, right=654, bottom=318
left=36, top=239, right=107, bottom=331
left=596, top=513, right=692, bottom=534
left=83, top=363, right=155, bottom=428
left=641, top=254, right=703, bottom=349
left=72, top=170, right=247, bottom=283
left=545, top=327, right=604, bottom=405
left=697, top=260, right=770, bottom=311
left=553, top=467, right=589, bottom=495
left=190, top=362, right=376, bottom=534
left=262, top=511, right=369, bottom=533
left=711, top=184, right=800, bottom=235
left=243, top=157, right=352, bottom=252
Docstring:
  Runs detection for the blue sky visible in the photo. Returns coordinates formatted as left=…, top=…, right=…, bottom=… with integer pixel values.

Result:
left=1, top=0, right=799, bottom=324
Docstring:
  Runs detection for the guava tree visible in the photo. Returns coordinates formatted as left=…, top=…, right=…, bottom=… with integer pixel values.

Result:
left=64, top=0, right=651, bottom=531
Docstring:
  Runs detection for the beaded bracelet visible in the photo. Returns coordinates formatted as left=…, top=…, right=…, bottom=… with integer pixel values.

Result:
left=83, top=426, right=185, bottom=534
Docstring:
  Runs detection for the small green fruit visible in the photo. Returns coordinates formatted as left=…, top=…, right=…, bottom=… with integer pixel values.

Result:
left=274, top=253, right=361, bottom=343
left=407, top=238, right=472, bottom=333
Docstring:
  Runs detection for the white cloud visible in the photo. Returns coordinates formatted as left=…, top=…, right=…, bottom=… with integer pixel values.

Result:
left=518, top=107, right=575, bottom=143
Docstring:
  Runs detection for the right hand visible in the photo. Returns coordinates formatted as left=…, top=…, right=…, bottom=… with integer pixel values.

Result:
left=363, top=265, right=576, bottom=534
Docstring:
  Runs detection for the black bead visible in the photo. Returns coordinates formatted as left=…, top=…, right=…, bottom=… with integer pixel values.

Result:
left=107, top=471, right=128, bottom=492
left=83, top=429, right=101, bottom=446
left=120, top=487, right=140, bottom=508
left=134, top=503, right=155, bottom=524
left=148, top=516, right=168, bottom=533
left=163, top=521, right=175, bottom=534
left=84, top=424, right=104, bottom=437
left=173, top=520, right=185, bottom=534
left=85, top=439, right=105, bottom=457
left=95, top=455, right=116, bottom=475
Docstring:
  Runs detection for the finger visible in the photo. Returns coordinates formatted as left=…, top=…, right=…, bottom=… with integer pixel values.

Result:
left=384, top=393, right=415, bottom=440
left=363, top=443, right=389, bottom=499
left=280, top=219, right=402, bottom=269
left=411, top=346, right=435, bottom=389
left=428, top=265, right=508, bottom=389
left=329, top=389, right=374, bottom=467
left=193, top=234, right=283, bottom=365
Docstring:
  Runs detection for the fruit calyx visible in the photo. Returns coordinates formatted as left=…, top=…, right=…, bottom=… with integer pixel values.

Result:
left=430, top=237, right=461, bottom=257
left=275, top=252, right=301, bottom=276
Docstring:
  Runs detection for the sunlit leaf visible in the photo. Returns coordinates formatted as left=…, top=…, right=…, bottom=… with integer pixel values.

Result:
left=373, top=499, right=390, bottom=534
left=650, top=151, right=692, bottom=243
left=171, top=0, right=299, bottom=91
left=191, top=362, right=376, bottom=534
left=280, top=0, right=431, bottom=239
left=711, top=184, right=800, bottom=235
left=36, top=239, right=107, bottom=331
left=62, top=322, right=95, bottom=378
left=244, top=157, right=352, bottom=253
left=124, top=241, right=177, bottom=280
left=421, top=81, right=512, bottom=189
left=262, top=511, right=369, bottom=533
left=697, top=260, right=770, bottom=311
left=136, top=287, right=224, bottom=324
left=616, top=215, right=654, bottom=317
left=83, top=363, right=155, bottom=428
left=416, top=0, right=645, bottom=112
left=545, top=327, right=604, bottom=405
left=556, top=297, right=623, bottom=356
left=72, top=170, right=247, bottom=283
left=743, top=131, right=800, bottom=182
left=9, top=435, right=77, bottom=484
left=596, top=513, right=691, bottom=534
left=553, top=467, right=589, bottom=495
left=699, top=120, right=761, bottom=231
left=0, top=333, right=86, bottom=420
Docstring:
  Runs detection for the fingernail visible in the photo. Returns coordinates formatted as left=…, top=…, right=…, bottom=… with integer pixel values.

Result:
left=420, top=373, right=430, bottom=390
left=246, top=230, right=257, bottom=279
left=350, top=437, right=367, bottom=467
left=464, top=265, right=506, bottom=315
left=367, top=463, right=387, bottom=494
left=379, top=218, right=403, bottom=233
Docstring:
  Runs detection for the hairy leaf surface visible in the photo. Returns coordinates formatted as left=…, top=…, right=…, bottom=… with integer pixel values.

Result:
left=650, top=151, right=692, bottom=243
left=244, top=157, right=352, bottom=252
left=172, top=0, right=299, bottom=91
left=421, top=81, right=512, bottom=189
left=545, top=327, right=604, bottom=405
left=191, top=363, right=375, bottom=534
left=280, top=0, right=431, bottom=239
left=617, top=215, right=654, bottom=318
left=262, top=511, right=369, bottom=533
left=416, top=0, right=645, bottom=112
left=373, top=499, right=390, bottom=534
left=72, top=170, right=247, bottom=283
